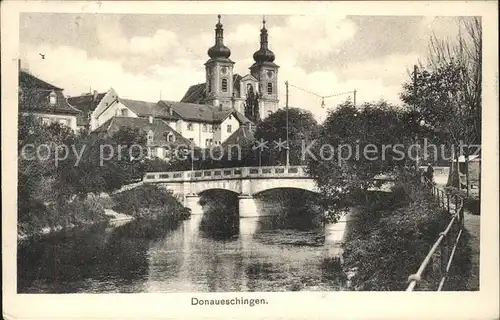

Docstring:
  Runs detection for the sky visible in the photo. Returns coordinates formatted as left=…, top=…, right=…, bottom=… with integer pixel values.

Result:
left=19, top=13, right=467, bottom=122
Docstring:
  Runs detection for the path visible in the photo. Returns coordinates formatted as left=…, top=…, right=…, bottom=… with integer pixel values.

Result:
left=104, top=209, right=135, bottom=223
left=463, top=210, right=480, bottom=290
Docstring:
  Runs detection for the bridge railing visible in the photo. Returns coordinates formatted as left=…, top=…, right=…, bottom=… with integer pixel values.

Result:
left=406, top=177, right=465, bottom=291
left=142, top=165, right=308, bottom=183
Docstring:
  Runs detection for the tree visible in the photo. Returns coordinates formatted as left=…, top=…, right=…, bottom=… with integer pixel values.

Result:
left=244, top=86, right=260, bottom=123
left=255, top=107, right=319, bottom=166
left=306, top=101, right=414, bottom=222
left=400, top=17, right=482, bottom=196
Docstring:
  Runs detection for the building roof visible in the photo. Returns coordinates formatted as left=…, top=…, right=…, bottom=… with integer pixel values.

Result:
left=119, top=98, right=179, bottom=121
left=222, top=123, right=256, bottom=148
left=68, top=92, right=107, bottom=127
left=19, top=70, right=62, bottom=91
left=19, top=71, right=81, bottom=115
left=180, top=83, right=206, bottom=104
left=68, top=92, right=106, bottom=112
left=93, top=116, right=192, bottom=147
left=159, top=100, right=251, bottom=124
left=181, top=74, right=243, bottom=104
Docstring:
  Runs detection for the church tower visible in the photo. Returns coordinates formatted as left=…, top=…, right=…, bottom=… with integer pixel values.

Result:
left=250, top=17, right=279, bottom=119
left=205, top=15, right=235, bottom=108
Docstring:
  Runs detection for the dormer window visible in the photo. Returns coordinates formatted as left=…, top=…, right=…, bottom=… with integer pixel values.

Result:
left=166, top=132, right=175, bottom=143
left=49, top=90, right=57, bottom=105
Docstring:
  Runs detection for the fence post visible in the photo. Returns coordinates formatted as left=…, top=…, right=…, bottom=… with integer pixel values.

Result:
left=440, top=233, right=449, bottom=286
left=447, top=194, right=450, bottom=214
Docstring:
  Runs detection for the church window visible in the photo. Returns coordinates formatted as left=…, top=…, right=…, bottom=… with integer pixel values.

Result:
left=267, top=83, right=273, bottom=95
left=221, top=78, right=228, bottom=93
left=207, top=79, right=212, bottom=93
left=247, top=84, right=254, bottom=95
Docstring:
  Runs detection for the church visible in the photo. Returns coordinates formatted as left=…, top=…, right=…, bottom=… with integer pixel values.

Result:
left=181, top=15, right=280, bottom=122
left=64, top=15, right=280, bottom=151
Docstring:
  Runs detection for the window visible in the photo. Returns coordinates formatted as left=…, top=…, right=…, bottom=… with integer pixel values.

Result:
left=166, top=132, right=175, bottom=143
left=202, top=124, right=208, bottom=132
left=41, top=117, right=51, bottom=126
left=247, top=83, right=254, bottom=95
left=228, top=115, right=232, bottom=120
left=207, top=79, right=211, bottom=93
left=205, top=139, right=210, bottom=147
left=121, top=109, right=128, bottom=116
left=221, top=78, right=228, bottom=93
left=147, top=130, right=154, bottom=144
left=227, top=124, right=232, bottom=133
left=187, top=123, right=194, bottom=131
left=267, top=82, right=273, bottom=94
left=49, top=90, right=57, bottom=105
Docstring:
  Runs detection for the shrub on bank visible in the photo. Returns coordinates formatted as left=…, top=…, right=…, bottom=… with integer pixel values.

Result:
left=342, top=176, right=469, bottom=291
left=111, top=184, right=190, bottom=221
left=18, top=196, right=109, bottom=239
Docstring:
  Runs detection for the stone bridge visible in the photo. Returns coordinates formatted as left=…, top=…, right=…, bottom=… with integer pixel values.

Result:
left=143, top=165, right=393, bottom=217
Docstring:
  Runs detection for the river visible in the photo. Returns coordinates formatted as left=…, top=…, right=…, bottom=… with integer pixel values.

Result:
left=18, top=191, right=351, bottom=293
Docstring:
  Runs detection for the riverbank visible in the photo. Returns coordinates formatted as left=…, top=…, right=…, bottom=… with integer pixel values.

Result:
left=340, top=176, right=468, bottom=291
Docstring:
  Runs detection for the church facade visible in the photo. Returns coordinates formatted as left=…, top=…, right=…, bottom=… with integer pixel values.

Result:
left=181, top=15, right=280, bottom=122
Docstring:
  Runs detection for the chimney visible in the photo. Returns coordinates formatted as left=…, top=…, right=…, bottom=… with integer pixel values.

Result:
left=148, top=115, right=154, bottom=124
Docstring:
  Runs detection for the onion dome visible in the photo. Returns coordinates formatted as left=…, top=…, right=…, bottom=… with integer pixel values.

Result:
left=207, top=15, right=231, bottom=59
left=253, top=17, right=275, bottom=63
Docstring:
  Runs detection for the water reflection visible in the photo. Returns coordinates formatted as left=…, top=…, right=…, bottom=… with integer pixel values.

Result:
left=18, top=189, right=349, bottom=293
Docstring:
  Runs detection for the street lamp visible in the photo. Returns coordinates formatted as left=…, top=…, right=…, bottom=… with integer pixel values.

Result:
left=285, top=81, right=290, bottom=167
left=416, top=119, right=426, bottom=170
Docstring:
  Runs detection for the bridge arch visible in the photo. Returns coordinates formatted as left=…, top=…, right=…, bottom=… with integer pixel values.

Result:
left=189, top=180, right=242, bottom=195
left=250, top=179, right=318, bottom=195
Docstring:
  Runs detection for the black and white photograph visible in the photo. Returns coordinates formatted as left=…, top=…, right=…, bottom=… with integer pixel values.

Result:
left=2, top=1, right=499, bottom=319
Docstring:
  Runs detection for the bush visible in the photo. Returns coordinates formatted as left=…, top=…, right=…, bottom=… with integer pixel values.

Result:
left=342, top=178, right=459, bottom=291
left=18, top=196, right=109, bottom=239
left=111, top=184, right=190, bottom=221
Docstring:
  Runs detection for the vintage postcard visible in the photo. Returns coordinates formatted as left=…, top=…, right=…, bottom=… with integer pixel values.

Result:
left=2, top=1, right=499, bottom=319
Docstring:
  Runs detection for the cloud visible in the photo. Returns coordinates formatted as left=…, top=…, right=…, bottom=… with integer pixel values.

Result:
left=21, top=43, right=204, bottom=102
left=21, top=15, right=465, bottom=123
